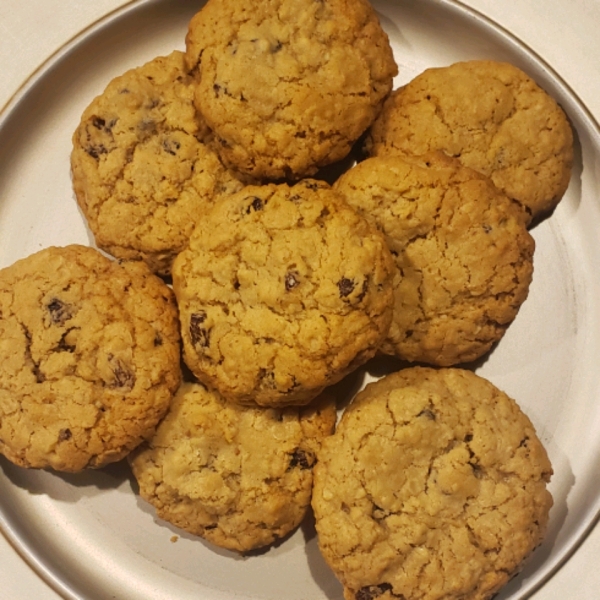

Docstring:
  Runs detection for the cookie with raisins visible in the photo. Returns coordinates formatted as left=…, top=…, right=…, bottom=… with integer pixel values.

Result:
left=172, top=179, right=395, bottom=407
left=129, top=380, right=336, bottom=552
left=334, top=152, right=535, bottom=366
left=71, top=50, right=251, bottom=276
left=0, top=245, right=181, bottom=472
left=364, top=60, right=573, bottom=224
left=312, top=367, right=553, bottom=600
left=185, top=0, right=397, bottom=179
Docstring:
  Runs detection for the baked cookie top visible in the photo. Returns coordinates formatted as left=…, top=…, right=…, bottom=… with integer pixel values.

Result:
left=185, top=0, right=398, bottom=180
left=71, top=50, right=249, bottom=276
left=129, top=380, right=336, bottom=552
left=312, top=367, right=553, bottom=600
left=365, top=60, right=573, bottom=224
left=172, top=179, right=395, bottom=407
left=0, top=245, right=181, bottom=472
left=334, top=152, right=535, bottom=366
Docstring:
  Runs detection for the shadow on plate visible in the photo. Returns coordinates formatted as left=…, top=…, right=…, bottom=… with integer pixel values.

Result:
left=0, top=453, right=135, bottom=503
left=302, top=507, right=345, bottom=600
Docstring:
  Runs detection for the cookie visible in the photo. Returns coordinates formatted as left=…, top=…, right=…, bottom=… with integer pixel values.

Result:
left=129, top=379, right=336, bottom=552
left=312, top=367, right=553, bottom=600
left=365, top=60, right=574, bottom=224
left=185, top=0, right=398, bottom=180
left=334, top=152, right=535, bottom=366
left=0, top=245, right=181, bottom=472
left=71, top=50, right=250, bottom=276
left=172, top=179, right=395, bottom=407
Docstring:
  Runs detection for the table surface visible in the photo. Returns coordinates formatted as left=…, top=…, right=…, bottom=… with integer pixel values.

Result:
left=0, top=1, right=599, bottom=598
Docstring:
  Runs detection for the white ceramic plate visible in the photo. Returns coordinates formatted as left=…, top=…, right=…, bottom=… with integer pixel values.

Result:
left=1, top=0, right=599, bottom=598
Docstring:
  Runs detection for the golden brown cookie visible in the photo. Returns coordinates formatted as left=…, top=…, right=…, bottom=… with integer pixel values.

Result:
left=312, top=367, right=553, bottom=600
left=334, top=152, right=535, bottom=366
left=0, top=245, right=181, bottom=472
left=365, top=60, right=573, bottom=224
left=172, top=179, right=395, bottom=407
left=71, top=50, right=250, bottom=276
left=129, top=380, right=336, bottom=552
left=185, top=0, right=398, bottom=180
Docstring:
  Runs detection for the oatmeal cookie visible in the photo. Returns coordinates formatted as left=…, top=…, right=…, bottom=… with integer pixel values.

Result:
left=71, top=50, right=250, bottom=276
left=0, top=245, right=181, bottom=472
left=312, top=367, right=553, bottom=600
left=129, top=380, right=336, bottom=552
left=365, top=60, right=573, bottom=223
left=185, top=0, right=398, bottom=180
left=172, top=179, right=395, bottom=407
left=334, top=152, right=535, bottom=366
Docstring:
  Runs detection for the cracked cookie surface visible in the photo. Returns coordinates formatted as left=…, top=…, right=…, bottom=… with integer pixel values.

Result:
left=334, top=152, right=535, bottom=366
left=129, top=380, right=336, bottom=552
left=71, top=50, right=250, bottom=276
left=172, top=179, right=395, bottom=407
left=312, top=367, right=553, bottom=600
left=0, top=245, right=181, bottom=472
left=364, top=60, right=573, bottom=224
left=185, top=0, right=398, bottom=180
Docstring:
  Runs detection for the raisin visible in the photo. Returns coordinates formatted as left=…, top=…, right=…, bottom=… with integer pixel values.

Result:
left=86, top=145, right=107, bottom=159
left=46, top=298, right=72, bottom=325
left=288, top=448, right=315, bottom=470
left=189, top=311, right=210, bottom=348
left=216, top=135, right=231, bottom=149
left=58, top=428, right=72, bottom=441
left=355, top=583, right=394, bottom=600
left=92, top=117, right=106, bottom=129
left=110, top=357, right=135, bottom=389
left=337, top=277, right=355, bottom=298
left=162, top=139, right=181, bottom=155
left=246, top=196, right=264, bottom=213
left=285, top=271, right=299, bottom=291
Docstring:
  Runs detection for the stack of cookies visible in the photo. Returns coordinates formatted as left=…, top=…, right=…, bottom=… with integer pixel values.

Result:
left=0, top=0, right=574, bottom=597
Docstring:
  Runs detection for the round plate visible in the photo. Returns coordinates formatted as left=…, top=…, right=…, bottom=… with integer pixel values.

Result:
left=1, top=0, right=599, bottom=598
